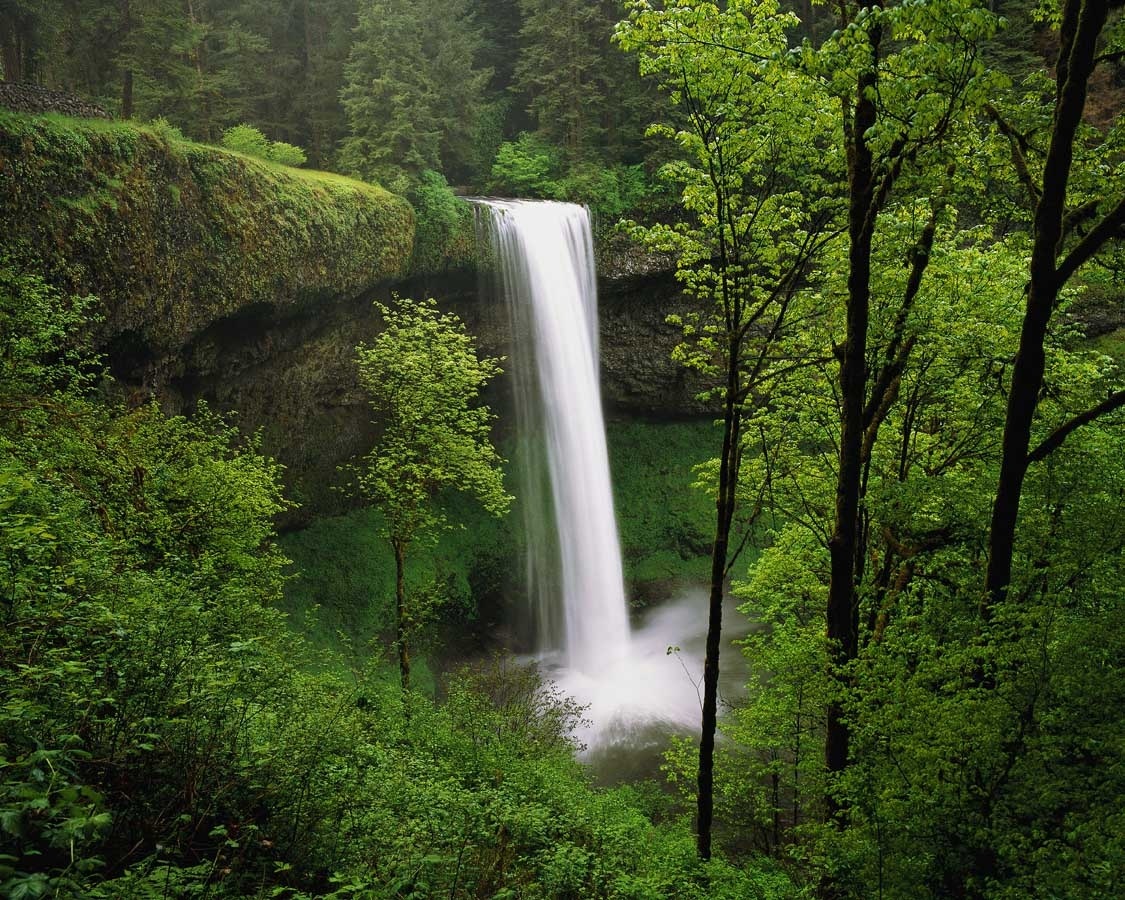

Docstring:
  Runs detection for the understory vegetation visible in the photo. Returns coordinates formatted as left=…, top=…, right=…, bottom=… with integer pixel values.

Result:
left=0, top=262, right=785, bottom=898
left=280, top=419, right=717, bottom=659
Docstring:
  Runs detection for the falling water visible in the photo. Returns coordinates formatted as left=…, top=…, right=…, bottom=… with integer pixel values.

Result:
left=475, top=200, right=630, bottom=674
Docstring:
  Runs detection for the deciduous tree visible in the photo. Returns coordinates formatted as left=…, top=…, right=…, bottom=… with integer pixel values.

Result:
left=619, top=0, right=840, bottom=858
left=352, top=298, right=511, bottom=694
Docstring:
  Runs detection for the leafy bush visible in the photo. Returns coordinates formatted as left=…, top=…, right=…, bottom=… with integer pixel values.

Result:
left=220, top=123, right=271, bottom=158
left=221, top=123, right=307, bottom=167
left=146, top=116, right=185, bottom=142
left=0, top=260, right=294, bottom=896
left=489, top=132, right=656, bottom=220
left=267, top=140, right=307, bottom=167
left=490, top=132, right=564, bottom=197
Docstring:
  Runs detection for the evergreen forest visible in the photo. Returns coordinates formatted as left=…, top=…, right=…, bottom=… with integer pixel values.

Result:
left=1, top=1, right=1123, bottom=898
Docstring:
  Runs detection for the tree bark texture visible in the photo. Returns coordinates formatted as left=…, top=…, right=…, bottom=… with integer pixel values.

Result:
left=696, top=335, right=741, bottom=860
left=825, top=56, right=879, bottom=824
left=985, top=0, right=1109, bottom=607
left=394, top=538, right=410, bottom=695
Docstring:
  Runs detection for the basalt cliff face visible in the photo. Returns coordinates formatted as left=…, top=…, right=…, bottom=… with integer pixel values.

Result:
left=171, top=267, right=709, bottom=522
left=1, top=112, right=707, bottom=521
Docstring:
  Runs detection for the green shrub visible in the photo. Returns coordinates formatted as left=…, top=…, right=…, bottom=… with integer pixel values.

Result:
left=268, top=139, right=307, bottom=167
left=556, top=161, right=653, bottom=222
left=489, top=131, right=656, bottom=220
left=146, top=116, right=185, bottom=142
left=489, top=132, right=564, bottom=198
left=220, top=122, right=272, bottom=158
left=221, top=123, right=307, bottom=167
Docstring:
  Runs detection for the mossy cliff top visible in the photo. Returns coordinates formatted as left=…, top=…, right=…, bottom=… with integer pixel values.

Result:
left=0, top=111, right=415, bottom=359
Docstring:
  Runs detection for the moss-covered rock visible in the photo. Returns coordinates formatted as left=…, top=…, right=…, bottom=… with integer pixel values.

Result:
left=0, top=112, right=708, bottom=522
left=0, top=111, right=414, bottom=370
left=404, top=171, right=477, bottom=277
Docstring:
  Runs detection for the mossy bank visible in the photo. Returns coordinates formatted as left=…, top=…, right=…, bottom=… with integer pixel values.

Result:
left=0, top=112, right=705, bottom=520
left=0, top=111, right=414, bottom=380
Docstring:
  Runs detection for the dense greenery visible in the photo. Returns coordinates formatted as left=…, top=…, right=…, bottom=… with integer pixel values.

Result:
left=221, top=124, right=308, bottom=167
left=0, top=261, right=793, bottom=899
left=348, top=298, right=511, bottom=691
left=3, top=0, right=1124, bottom=897
left=618, top=0, right=1125, bottom=893
left=2, top=0, right=663, bottom=215
left=280, top=419, right=719, bottom=658
left=608, top=421, right=717, bottom=590
left=0, top=110, right=414, bottom=360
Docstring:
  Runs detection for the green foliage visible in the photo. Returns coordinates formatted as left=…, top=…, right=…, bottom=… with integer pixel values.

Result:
left=0, top=258, right=96, bottom=399
left=490, top=132, right=565, bottom=197
left=607, top=421, right=717, bottom=591
left=406, top=170, right=476, bottom=274
left=0, top=260, right=294, bottom=896
left=619, top=1, right=1124, bottom=891
left=352, top=296, right=511, bottom=542
left=220, top=123, right=273, bottom=158
left=0, top=110, right=414, bottom=359
left=0, top=250, right=802, bottom=898
left=349, top=296, right=511, bottom=689
left=513, top=0, right=657, bottom=168
left=490, top=132, right=656, bottom=220
left=278, top=494, right=516, bottom=665
left=267, top=140, right=307, bottom=167
left=339, top=0, right=491, bottom=188
left=221, top=124, right=308, bottom=167
left=560, top=162, right=654, bottom=224
left=1090, top=327, right=1125, bottom=368
left=146, top=116, right=185, bottom=142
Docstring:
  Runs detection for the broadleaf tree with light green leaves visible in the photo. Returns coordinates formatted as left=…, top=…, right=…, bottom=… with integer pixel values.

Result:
left=621, top=1, right=1125, bottom=892
left=352, top=297, right=511, bottom=695
left=617, top=0, right=843, bottom=859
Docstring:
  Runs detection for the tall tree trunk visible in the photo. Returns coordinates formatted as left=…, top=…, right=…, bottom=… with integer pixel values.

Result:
left=696, top=334, right=741, bottom=860
left=122, top=69, right=133, bottom=118
left=984, top=0, right=1108, bottom=607
left=185, top=0, right=212, bottom=140
left=1, top=28, right=24, bottom=83
left=825, top=39, right=880, bottom=825
left=393, top=538, right=410, bottom=696
left=120, top=0, right=133, bottom=118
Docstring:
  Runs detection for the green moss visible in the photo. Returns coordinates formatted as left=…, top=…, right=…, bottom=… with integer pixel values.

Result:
left=0, top=110, right=415, bottom=356
left=608, top=420, right=718, bottom=592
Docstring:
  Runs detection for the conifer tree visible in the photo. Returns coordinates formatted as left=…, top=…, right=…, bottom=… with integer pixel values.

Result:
left=340, top=0, right=490, bottom=188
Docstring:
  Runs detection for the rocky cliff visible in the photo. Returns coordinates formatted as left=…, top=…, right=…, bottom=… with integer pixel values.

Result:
left=0, top=111, right=708, bottom=520
left=0, top=111, right=414, bottom=375
left=173, top=266, right=710, bottom=521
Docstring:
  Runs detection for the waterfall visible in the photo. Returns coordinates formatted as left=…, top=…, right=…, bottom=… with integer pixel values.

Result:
left=475, top=199, right=630, bottom=674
